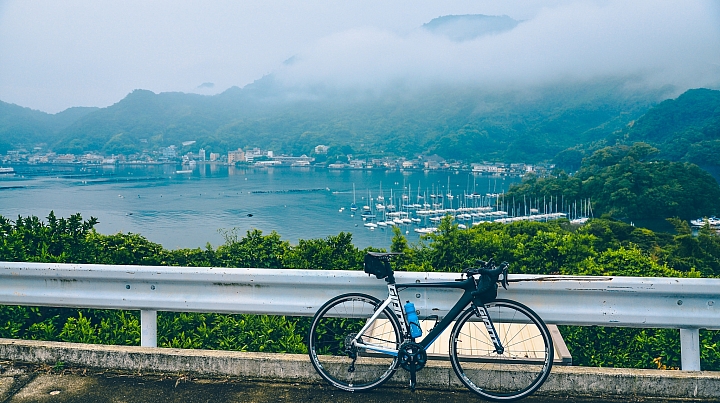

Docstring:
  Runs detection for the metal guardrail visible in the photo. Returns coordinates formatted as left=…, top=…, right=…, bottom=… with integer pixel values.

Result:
left=1, top=262, right=718, bottom=371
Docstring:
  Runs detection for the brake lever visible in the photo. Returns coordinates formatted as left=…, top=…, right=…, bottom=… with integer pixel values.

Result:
left=499, top=262, right=509, bottom=290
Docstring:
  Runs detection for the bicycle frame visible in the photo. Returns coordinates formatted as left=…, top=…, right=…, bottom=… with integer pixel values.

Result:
left=351, top=275, right=504, bottom=357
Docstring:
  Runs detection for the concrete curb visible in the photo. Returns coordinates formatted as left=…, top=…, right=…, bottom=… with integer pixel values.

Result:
left=1, top=338, right=719, bottom=399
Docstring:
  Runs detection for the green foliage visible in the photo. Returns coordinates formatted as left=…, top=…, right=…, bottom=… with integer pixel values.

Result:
left=625, top=88, right=720, bottom=163
left=285, top=232, right=363, bottom=270
left=2, top=211, right=720, bottom=370
left=553, top=88, right=720, bottom=183
left=85, top=232, right=164, bottom=265
left=216, top=228, right=288, bottom=268
left=59, top=312, right=101, bottom=344
left=561, top=326, right=682, bottom=369
left=0, top=306, right=34, bottom=338
left=156, top=312, right=306, bottom=353
left=0, top=212, right=98, bottom=263
left=507, top=143, right=720, bottom=222
left=160, top=244, right=219, bottom=267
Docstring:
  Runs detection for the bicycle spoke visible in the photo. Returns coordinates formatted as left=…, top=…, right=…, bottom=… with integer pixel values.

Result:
left=450, top=300, right=553, bottom=401
left=308, top=293, right=400, bottom=392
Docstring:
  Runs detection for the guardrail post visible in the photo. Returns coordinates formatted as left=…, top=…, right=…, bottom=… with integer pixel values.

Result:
left=680, top=328, right=700, bottom=371
left=141, top=310, right=157, bottom=348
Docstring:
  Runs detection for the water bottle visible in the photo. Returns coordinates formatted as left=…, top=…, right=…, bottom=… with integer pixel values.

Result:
left=404, top=301, right=422, bottom=338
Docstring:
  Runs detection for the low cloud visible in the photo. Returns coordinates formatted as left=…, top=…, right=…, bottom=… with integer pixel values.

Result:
left=274, top=1, right=720, bottom=96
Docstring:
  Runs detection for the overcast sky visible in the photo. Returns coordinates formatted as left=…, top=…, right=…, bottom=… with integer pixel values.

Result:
left=1, top=0, right=719, bottom=113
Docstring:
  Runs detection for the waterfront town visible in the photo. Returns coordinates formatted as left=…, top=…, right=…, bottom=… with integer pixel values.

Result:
left=0, top=143, right=553, bottom=177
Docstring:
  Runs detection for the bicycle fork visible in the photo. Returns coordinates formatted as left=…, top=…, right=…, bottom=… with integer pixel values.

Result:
left=475, top=304, right=505, bottom=355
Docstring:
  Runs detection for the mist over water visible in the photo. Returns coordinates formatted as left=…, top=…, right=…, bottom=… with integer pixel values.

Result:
left=0, top=165, right=520, bottom=250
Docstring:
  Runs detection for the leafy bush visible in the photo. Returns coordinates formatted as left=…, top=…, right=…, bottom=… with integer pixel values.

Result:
left=1, top=211, right=719, bottom=370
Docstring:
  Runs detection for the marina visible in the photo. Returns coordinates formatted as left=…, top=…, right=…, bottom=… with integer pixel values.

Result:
left=0, top=163, right=592, bottom=249
left=0, top=164, right=522, bottom=250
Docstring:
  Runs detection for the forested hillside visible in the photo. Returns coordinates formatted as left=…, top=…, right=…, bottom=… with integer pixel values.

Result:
left=509, top=142, right=720, bottom=223
left=2, top=79, right=718, bottom=173
left=0, top=101, right=98, bottom=154
left=1, top=78, right=665, bottom=163
left=554, top=88, right=720, bottom=178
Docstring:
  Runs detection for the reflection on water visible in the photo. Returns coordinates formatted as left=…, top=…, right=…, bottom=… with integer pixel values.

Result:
left=0, top=164, right=519, bottom=250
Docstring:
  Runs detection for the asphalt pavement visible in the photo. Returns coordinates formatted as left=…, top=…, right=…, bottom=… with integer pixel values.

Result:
left=0, top=361, right=710, bottom=403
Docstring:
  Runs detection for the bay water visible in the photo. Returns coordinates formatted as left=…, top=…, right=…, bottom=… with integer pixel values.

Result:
left=0, top=164, right=520, bottom=250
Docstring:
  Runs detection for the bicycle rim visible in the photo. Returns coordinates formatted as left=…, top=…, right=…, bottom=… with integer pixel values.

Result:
left=308, top=293, right=401, bottom=391
left=449, top=299, right=553, bottom=402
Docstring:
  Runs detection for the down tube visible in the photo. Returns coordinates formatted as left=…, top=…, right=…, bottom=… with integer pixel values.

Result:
left=419, top=291, right=475, bottom=350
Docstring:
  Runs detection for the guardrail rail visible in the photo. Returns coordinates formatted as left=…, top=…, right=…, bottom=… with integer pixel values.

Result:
left=1, top=262, right=718, bottom=371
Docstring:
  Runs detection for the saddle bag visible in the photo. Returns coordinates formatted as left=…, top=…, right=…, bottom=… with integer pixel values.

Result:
left=364, top=254, right=392, bottom=280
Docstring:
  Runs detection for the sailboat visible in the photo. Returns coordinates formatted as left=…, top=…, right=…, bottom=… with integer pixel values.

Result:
left=350, top=184, right=358, bottom=212
left=446, top=177, right=454, bottom=207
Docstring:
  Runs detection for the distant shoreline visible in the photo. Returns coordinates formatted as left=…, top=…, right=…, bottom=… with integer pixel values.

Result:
left=0, top=161, right=528, bottom=177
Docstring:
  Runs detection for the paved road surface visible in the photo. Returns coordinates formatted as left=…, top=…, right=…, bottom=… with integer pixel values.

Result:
left=0, top=362, right=709, bottom=403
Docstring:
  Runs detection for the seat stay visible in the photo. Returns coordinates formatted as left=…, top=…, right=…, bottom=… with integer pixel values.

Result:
left=351, top=284, right=408, bottom=346
left=350, top=297, right=393, bottom=345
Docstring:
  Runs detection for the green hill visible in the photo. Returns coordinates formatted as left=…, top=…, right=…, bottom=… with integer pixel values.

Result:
left=0, top=102, right=98, bottom=154
left=624, top=88, right=720, bottom=176
left=5, top=79, right=718, bottom=167
left=552, top=88, right=720, bottom=179
left=509, top=142, right=720, bottom=222
left=32, top=77, right=663, bottom=162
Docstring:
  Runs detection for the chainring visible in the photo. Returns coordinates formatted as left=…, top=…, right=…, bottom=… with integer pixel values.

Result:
left=398, top=341, right=428, bottom=372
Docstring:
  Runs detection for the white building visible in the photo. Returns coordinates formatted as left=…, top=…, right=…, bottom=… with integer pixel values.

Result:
left=162, top=146, right=177, bottom=159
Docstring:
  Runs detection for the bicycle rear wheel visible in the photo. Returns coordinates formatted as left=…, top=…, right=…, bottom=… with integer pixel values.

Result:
left=449, top=299, right=553, bottom=402
left=308, top=293, right=401, bottom=391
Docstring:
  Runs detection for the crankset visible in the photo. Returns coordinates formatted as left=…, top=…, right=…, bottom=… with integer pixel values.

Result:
left=398, top=341, right=427, bottom=392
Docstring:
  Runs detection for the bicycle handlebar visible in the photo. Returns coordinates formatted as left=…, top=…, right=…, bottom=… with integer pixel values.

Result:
left=463, top=259, right=509, bottom=290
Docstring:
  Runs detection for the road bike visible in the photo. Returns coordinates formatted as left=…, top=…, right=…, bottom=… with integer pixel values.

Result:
left=308, top=252, right=553, bottom=402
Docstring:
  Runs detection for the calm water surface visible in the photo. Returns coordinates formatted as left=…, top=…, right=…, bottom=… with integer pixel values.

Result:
left=0, top=164, right=520, bottom=250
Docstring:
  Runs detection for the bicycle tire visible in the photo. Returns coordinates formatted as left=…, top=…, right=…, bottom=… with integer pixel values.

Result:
left=308, top=293, right=402, bottom=391
left=449, top=299, right=553, bottom=402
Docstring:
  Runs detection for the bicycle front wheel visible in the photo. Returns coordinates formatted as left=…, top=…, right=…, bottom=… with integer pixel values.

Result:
left=308, top=293, right=401, bottom=391
left=449, top=299, right=553, bottom=402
